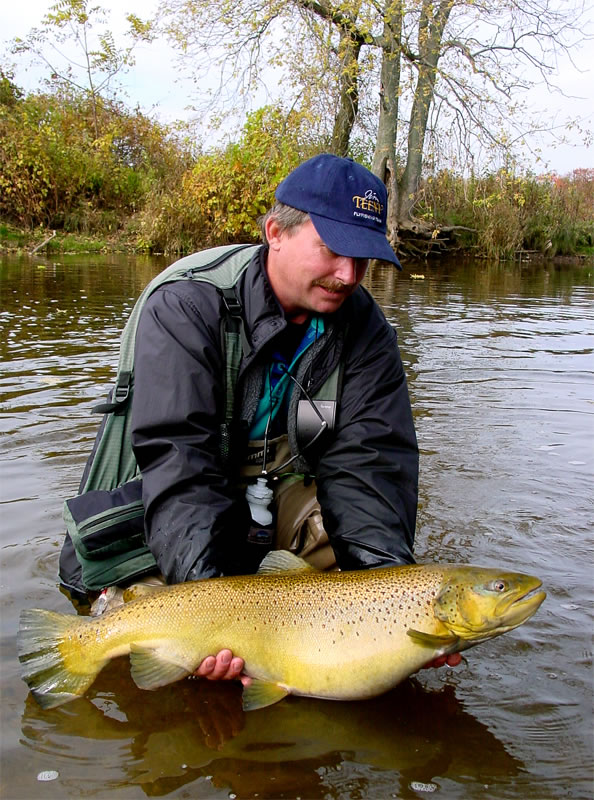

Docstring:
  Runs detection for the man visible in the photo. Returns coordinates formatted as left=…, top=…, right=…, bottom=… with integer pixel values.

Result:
left=129, top=153, right=460, bottom=679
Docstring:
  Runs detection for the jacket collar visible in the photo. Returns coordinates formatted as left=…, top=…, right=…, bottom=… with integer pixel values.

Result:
left=236, top=246, right=287, bottom=364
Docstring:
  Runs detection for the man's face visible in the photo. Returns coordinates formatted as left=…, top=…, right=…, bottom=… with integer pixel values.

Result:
left=265, top=218, right=369, bottom=323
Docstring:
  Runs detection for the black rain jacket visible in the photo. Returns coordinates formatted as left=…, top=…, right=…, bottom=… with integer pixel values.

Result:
left=129, top=246, right=419, bottom=584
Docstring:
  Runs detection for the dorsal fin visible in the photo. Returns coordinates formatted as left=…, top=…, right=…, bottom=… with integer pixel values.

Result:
left=257, top=550, right=318, bottom=575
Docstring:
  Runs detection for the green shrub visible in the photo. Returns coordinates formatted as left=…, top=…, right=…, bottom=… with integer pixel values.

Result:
left=0, top=83, right=192, bottom=232
left=137, top=105, right=324, bottom=253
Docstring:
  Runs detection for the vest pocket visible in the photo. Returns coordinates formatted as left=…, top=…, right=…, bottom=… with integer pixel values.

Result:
left=64, top=480, right=157, bottom=590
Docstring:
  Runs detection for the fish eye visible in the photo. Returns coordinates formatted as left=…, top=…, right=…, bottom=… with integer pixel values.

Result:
left=490, top=580, right=507, bottom=593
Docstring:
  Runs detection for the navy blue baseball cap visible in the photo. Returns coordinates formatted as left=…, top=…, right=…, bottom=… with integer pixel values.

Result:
left=275, top=153, right=401, bottom=268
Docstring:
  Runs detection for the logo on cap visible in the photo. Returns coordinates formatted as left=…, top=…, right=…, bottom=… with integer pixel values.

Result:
left=352, top=189, right=384, bottom=223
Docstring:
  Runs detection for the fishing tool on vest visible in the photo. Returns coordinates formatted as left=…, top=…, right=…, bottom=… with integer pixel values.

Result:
left=245, top=477, right=275, bottom=547
left=243, top=352, right=332, bottom=554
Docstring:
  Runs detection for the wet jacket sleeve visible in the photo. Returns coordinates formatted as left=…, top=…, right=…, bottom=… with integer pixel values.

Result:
left=315, top=301, right=418, bottom=569
left=130, top=284, right=252, bottom=583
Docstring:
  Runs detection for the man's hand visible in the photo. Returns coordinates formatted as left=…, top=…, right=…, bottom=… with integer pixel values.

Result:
left=420, top=653, right=463, bottom=670
left=195, top=649, right=252, bottom=686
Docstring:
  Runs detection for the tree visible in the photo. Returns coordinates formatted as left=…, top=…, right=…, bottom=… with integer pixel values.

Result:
left=157, top=0, right=588, bottom=239
left=11, top=0, right=153, bottom=138
left=0, top=69, right=24, bottom=107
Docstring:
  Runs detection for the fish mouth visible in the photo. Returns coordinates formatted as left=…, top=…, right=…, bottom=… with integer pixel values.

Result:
left=496, top=579, right=546, bottom=630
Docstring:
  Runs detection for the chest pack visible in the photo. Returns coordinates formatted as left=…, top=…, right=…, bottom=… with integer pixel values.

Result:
left=62, top=244, right=342, bottom=592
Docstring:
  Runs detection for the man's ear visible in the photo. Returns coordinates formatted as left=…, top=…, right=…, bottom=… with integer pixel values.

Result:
left=265, top=216, right=283, bottom=250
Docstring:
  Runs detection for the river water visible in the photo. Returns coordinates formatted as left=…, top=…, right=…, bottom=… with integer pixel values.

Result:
left=1, top=253, right=592, bottom=800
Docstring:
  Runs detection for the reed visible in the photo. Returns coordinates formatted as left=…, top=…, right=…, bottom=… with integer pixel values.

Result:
left=419, top=169, right=594, bottom=259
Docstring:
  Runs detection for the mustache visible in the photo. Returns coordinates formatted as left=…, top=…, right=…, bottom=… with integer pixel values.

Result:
left=312, top=279, right=355, bottom=294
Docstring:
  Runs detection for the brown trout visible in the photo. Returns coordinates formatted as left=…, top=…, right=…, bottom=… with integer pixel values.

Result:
left=17, top=551, right=545, bottom=711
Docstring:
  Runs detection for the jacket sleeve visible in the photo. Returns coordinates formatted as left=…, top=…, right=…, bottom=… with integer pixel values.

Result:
left=130, top=283, right=252, bottom=583
left=315, top=300, right=419, bottom=569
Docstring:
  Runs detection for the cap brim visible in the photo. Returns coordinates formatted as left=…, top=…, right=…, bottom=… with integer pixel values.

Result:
left=310, top=213, right=402, bottom=270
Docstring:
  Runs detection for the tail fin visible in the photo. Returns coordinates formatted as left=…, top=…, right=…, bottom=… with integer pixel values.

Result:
left=17, top=608, right=106, bottom=709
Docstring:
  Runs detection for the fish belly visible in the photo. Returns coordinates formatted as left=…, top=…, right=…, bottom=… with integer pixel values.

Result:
left=233, top=618, right=432, bottom=701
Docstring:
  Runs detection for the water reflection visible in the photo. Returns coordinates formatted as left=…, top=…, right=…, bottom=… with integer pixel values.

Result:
left=18, top=672, right=523, bottom=799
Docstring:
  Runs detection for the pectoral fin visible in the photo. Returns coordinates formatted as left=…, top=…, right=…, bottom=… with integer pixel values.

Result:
left=407, top=629, right=460, bottom=651
left=129, top=643, right=193, bottom=689
left=241, top=679, right=290, bottom=711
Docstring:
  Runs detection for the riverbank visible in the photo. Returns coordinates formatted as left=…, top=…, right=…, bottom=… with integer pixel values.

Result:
left=3, top=221, right=593, bottom=265
left=3, top=81, right=593, bottom=262
left=0, top=222, right=144, bottom=256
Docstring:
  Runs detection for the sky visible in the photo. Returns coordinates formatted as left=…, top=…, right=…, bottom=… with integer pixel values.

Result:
left=2, top=0, right=593, bottom=175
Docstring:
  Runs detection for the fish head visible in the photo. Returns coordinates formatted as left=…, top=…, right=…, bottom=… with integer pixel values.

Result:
left=433, top=567, right=546, bottom=643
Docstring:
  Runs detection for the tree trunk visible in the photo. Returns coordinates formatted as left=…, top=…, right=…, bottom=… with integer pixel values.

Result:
left=330, top=27, right=363, bottom=156
left=397, top=0, right=453, bottom=221
left=372, top=3, right=403, bottom=245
